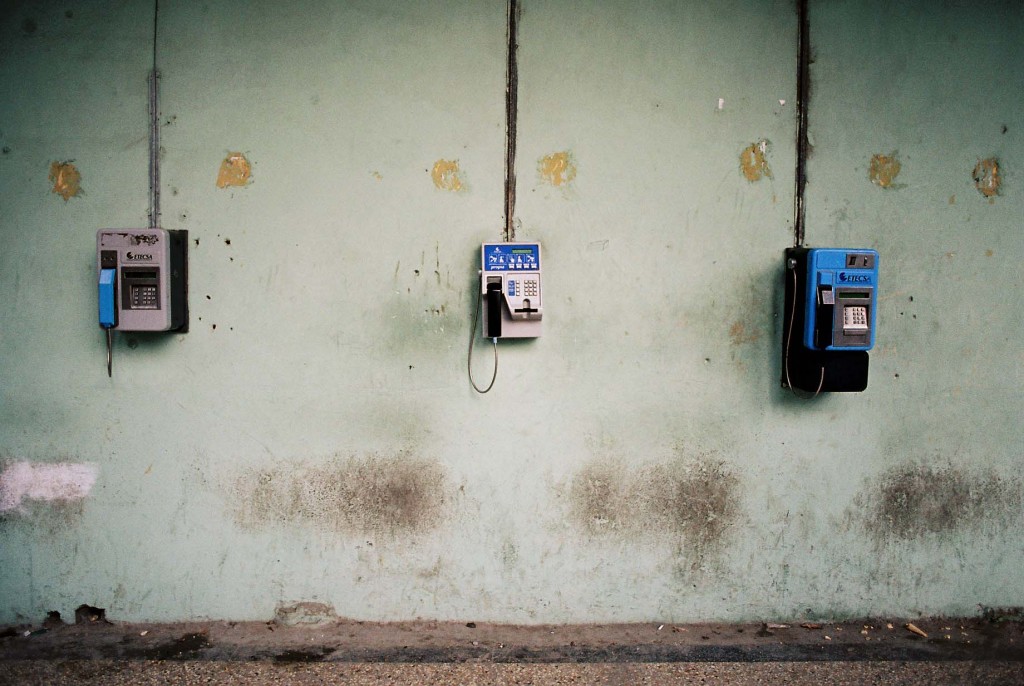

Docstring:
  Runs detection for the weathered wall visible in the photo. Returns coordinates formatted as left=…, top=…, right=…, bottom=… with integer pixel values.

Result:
left=0, top=0, right=1021, bottom=624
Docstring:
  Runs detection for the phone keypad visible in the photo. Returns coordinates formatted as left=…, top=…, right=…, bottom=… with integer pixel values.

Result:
left=523, top=279, right=538, bottom=298
left=843, top=306, right=868, bottom=333
left=131, top=285, right=159, bottom=309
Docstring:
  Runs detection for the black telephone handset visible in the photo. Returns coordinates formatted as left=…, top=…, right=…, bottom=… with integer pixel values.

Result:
left=485, top=281, right=503, bottom=338
left=814, top=285, right=834, bottom=350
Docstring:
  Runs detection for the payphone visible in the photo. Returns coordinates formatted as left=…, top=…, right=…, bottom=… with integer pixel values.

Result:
left=782, top=247, right=878, bottom=393
left=97, top=228, right=188, bottom=376
left=468, top=241, right=543, bottom=392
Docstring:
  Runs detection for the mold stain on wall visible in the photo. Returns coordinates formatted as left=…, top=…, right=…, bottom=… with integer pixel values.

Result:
left=231, top=452, right=448, bottom=536
left=850, top=464, right=1022, bottom=543
left=568, top=453, right=741, bottom=571
left=216, top=152, right=252, bottom=188
left=431, top=159, right=464, bottom=192
left=739, top=141, right=772, bottom=182
left=973, top=158, right=1000, bottom=198
left=868, top=152, right=901, bottom=188
left=48, top=160, right=82, bottom=200
left=538, top=151, right=577, bottom=187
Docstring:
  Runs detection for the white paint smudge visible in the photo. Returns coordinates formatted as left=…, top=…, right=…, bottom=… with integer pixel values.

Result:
left=0, top=462, right=99, bottom=512
left=717, top=98, right=725, bottom=111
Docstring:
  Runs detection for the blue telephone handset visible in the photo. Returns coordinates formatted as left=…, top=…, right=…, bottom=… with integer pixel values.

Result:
left=98, top=269, right=116, bottom=329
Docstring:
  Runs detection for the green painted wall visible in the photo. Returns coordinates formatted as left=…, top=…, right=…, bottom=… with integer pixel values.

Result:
left=1, top=0, right=1021, bottom=624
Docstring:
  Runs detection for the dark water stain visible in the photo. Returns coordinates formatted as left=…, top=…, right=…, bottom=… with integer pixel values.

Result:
left=274, top=647, right=334, bottom=662
left=569, top=454, right=741, bottom=567
left=127, top=632, right=211, bottom=660
left=854, top=464, right=1022, bottom=541
left=21, top=17, right=37, bottom=34
left=232, top=453, right=448, bottom=535
left=0, top=497, right=88, bottom=536
left=568, top=458, right=630, bottom=535
left=642, top=458, right=741, bottom=558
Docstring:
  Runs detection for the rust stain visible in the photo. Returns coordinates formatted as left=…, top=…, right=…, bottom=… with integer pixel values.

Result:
left=973, top=158, right=1000, bottom=198
left=538, top=151, right=577, bottom=187
left=869, top=153, right=901, bottom=188
left=431, top=159, right=464, bottom=192
left=985, top=249, right=994, bottom=257
left=371, top=171, right=383, bottom=181
left=729, top=321, right=760, bottom=346
left=948, top=195, right=956, bottom=205
left=739, top=141, right=772, bottom=182
left=49, top=161, right=82, bottom=200
left=216, top=152, right=252, bottom=188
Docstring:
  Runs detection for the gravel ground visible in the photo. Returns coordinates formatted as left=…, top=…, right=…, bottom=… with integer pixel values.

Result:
left=2, top=660, right=1024, bottom=685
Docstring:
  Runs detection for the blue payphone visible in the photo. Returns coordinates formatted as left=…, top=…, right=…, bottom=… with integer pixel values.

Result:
left=782, top=248, right=878, bottom=393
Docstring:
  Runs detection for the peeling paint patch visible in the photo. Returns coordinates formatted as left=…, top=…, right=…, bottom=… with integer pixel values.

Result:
left=231, top=453, right=447, bottom=535
left=569, top=454, right=741, bottom=568
left=869, top=153, right=901, bottom=188
left=973, top=158, right=1000, bottom=198
left=275, top=602, right=337, bottom=626
left=0, top=461, right=98, bottom=512
left=538, top=151, right=577, bottom=187
left=216, top=152, right=252, bottom=188
left=852, top=464, right=1022, bottom=542
left=431, top=159, right=464, bottom=192
left=49, top=161, right=82, bottom=200
left=739, top=141, right=772, bottom=182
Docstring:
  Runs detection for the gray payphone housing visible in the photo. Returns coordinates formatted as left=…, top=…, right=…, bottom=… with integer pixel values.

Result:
left=97, top=228, right=188, bottom=333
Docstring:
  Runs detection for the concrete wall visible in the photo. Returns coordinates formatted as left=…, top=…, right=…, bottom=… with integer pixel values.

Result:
left=1, top=0, right=1021, bottom=624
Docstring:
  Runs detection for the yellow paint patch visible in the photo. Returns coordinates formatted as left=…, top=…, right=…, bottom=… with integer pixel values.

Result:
left=973, top=158, right=1000, bottom=198
left=869, top=153, right=901, bottom=188
left=431, top=159, right=464, bottom=192
left=217, top=152, right=252, bottom=188
left=49, top=161, right=82, bottom=200
left=739, top=141, right=772, bottom=182
left=538, top=151, right=577, bottom=187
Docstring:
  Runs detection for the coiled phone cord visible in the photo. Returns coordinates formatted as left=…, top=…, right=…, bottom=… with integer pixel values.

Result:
left=784, top=264, right=824, bottom=398
left=468, top=289, right=499, bottom=393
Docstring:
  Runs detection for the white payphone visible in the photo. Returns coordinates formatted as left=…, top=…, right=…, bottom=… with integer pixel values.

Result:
left=468, top=241, right=543, bottom=392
